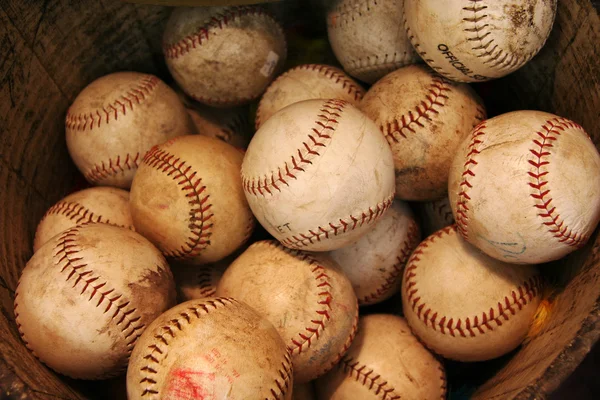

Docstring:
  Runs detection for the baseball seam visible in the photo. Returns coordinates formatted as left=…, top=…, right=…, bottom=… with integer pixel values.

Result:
left=84, top=153, right=141, bottom=184
left=262, top=242, right=334, bottom=355
left=382, top=75, right=451, bottom=143
left=279, top=194, right=394, bottom=249
left=255, top=65, right=363, bottom=129
left=345, top=53, right=417, bottom=80
left=329, top=299, right=359, bottom=369
left=433, top=198, right=454, bottom=224
left=455, top=122, right=486, bottom=240
left=438, top=365, right=448, bottom=400
left=138, top=298, right=293, bottom=399
left=340, top=357, right=401, bottom=400
left=143, top=146, right=214, bottom=259
left=462, top=0, right=531, bottom=71
left=243, top=99, right=345, bottom=196
left=359, top=220, right=420, bottom=305
left=15, top=227, right=146, bottom=378
left=528, top=118, right=587, bottom=247
left=42, top=201, right=107, bottom=225
left=195, top=268, right=218, bottom=298
left=65, top=76, right=159, bottom=131
left=404, top=226, right=542, bottom=338
left=163, top=6, right=274, bottom=59
left=403, top=16, right=457, bottom=80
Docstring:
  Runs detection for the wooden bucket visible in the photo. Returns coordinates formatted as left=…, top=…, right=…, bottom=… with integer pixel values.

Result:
left=0, top=0, right=598, bottom=398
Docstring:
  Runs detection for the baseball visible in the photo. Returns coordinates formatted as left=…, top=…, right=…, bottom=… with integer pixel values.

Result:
left=316, top=314, right=446, bottom=399
left=14, top=223, right=176, bottom=379
left=255, top=64, right=365, bottom=129
left=242, top=99, right=395, bottom=252
left=126, top=297, right=293, bottom=399
left=171, top=258, right=229, bottom=302
left=326, top=0, right=420, bottom=83
left=216, top=241, right=359, bottom=383
left=329, top=200, right=420, bottom=306
left=66, top=72, right=195, bottom=189
left=33, top=186, right=134, bottom=252
left=404, top=0, right=557, bottom=82
left=402, top=225, right=542, bottom=361
left=163, top=6, right=287, bottom=107
left=130, top=135, right=254, bottom=265
left=360, top=64, right=486, bottom=201
left=186, top=104, right=251, bottom=149
left=448, top=111, right=600, bottom=264
left=416, top=195, right=455, bottom=237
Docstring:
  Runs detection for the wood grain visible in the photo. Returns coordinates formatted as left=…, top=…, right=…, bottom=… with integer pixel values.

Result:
left=0, top=0, right=599, bottom=398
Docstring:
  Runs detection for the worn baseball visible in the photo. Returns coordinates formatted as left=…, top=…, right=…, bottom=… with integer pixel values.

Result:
left=66, top=72, right=195, bottom=189
left=416, top=195, right=455, bottom=237
left=14, top=223, right=176, bottom=379
left=33, top=187, right=134, bottom=252
left=404, top=0, right=557, bottom=82
left=130, top=135, right=254, bottom=265
left=242, top=99, right=395, bottom=252
left=360, top=64, right=486, bottom=201
left=449, top=111, right=600, bottom=264
left=327, top=0, right=420, bottom=83
left=126, top=297, right=293, bottom=399
left=216, top=241, right=359, bottom=383
left=171, top=258, right=229, bottom=302
left=316, top=314, right=446, bottom=399
left=163, top=6, right=287, bottom=107
left=329, top=200, right=420, bottom=306
left=255, top=64, right=365, bottom=129
left=402, top=225, right=542, bottom=361
left=187, top=105, right=252, bottom=149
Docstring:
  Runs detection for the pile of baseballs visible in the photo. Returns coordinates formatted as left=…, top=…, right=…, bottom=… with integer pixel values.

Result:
left=13, top=1, right=600, bottom=399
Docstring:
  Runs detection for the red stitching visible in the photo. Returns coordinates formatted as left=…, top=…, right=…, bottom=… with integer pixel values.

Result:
left=404, top=226, right=543, bottom=338
left=43, top=201, right=106, bottom=225
left=455, top=122, right=486, bottom=239
left=138, top=298, right=293, bottom=399
left=255, top=243, right=334, bottom=355
left=340, top=357, right=400, bottom=399
left=243, top=99, right=346, bottom=196
left=438, top=365, right=447, bottom=400
left=529, top=118, right=587, bottom=247
left=383, top=75, right=451, bottom=143
left=434, top=198, right=454, bottom=224
left=65, top=76, right=159, bottom=131
left=195, top=267, right=218, bottom=298
left=84, top=152, right=141, bottom=184
left=142, top=146, right=214, bottom=259
left=359, top=220, right=420, bottom=304
left=163, top=6, right=279, bottom=59
left=462, top=0, right=535, bottom=71
left=280, top=194, right=394, bottom=249
left=255, top=65, right=363, bottom=129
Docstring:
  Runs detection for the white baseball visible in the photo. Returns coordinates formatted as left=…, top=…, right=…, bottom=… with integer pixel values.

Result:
left=255, top=64, right=365, bottom=129
left=416, top=195, right=455, bottom=237
left=33, top=186, right=134, bottom=252
left=241, top=99, right=395, bottom=252
left=316, top=314, right=447, bottom=400
left=163, top=6, right=287, bottom=107
left=327, top=0, right=420, bottom=83
left=404, top=0, right=557, bottom=82
left=359, top=64, right=486, bottom=201
left=130, top=135, right=255, bottom=265
left=66, top=72, right=195, bottom=189
left=329, top=200, right=420, bottom=306
left=402, top=225, right=542, bottom=361
left=126, top=297, right=293, bottom=399
left=448, top=111, right=600, bottom=264
left=14, top=223, right=176, bottom=379
left=216, top=241, right=359, bottom=383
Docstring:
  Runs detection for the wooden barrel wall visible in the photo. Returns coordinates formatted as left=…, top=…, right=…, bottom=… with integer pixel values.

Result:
left=0, top=0, right=598, bottom=398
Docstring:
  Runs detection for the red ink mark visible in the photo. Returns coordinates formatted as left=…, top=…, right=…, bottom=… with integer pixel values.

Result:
left=165, top=368, right=215, bottom=400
